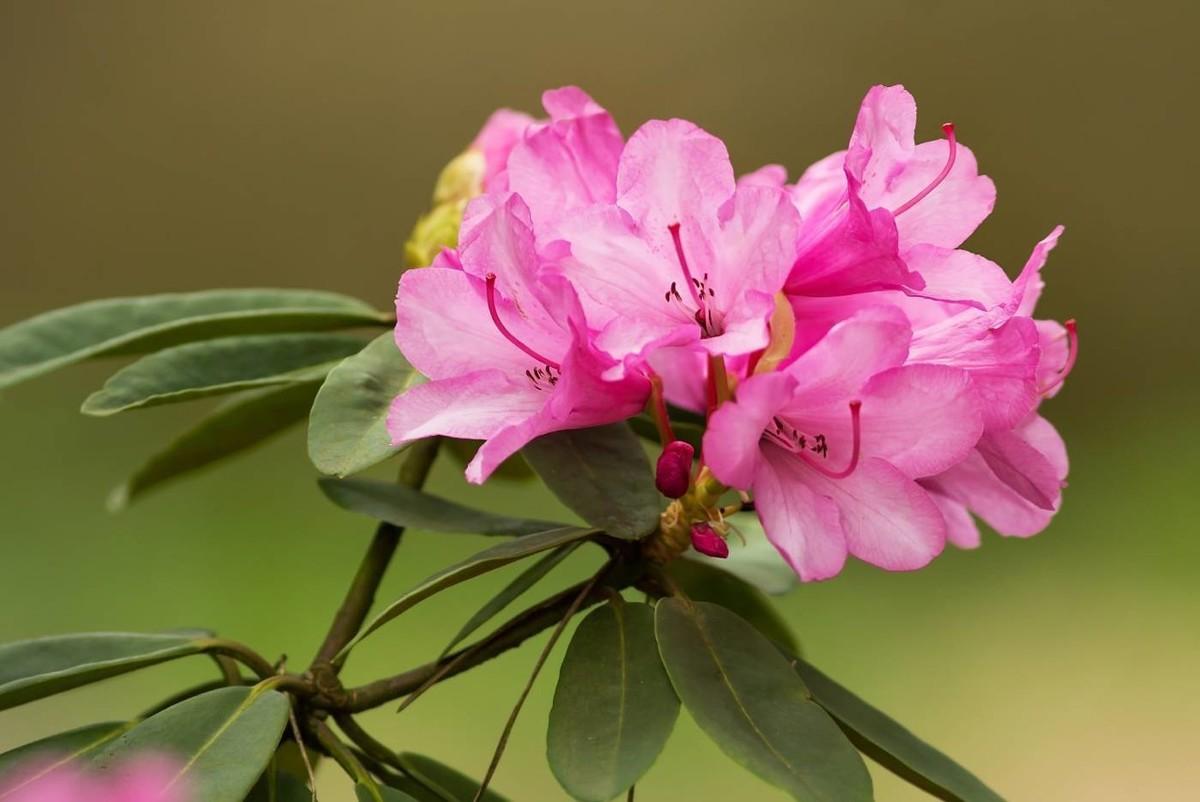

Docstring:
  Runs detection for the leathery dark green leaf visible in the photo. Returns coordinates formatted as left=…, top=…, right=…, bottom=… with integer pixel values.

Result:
left=0, top=288, right=388, bottom=389
left=356, top=784, right=420, bottom=802
left=666, top=559, right=798, bottom=653
left=547, top=600, right=679, bottom=802
left=0, top=722, right=133, bottom=795
left=81, top=333, right=364, bottom=415
left=319, top=477, right=568, bottom=536
left=795, top=659, right=1005, bottom=802
left=654, top=600, right=872, bottom=802
left=397, top=753, right=510, bottom=802
left=521, top=423, right=661, bottom=540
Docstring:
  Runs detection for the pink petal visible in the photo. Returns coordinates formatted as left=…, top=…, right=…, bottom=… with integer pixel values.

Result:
left=925, top=450, right=1055, bottom=538
left=975, top=423, right=1064, bottom=511
left=755, top=447, right=849, bottom=581
left=472, top=108, right=537, bottom=192
left=388, top=371, right=544, bottom=445
left=703, top=371, right=796, bottom=490
left=1011, top=225, right=1065, bottom=317
left=924, top=488, right=982, bottom=549
left=902, top=244, right=1013, bottom=311
left=844, top=84, right=918, bottom=194
left=789, top=150, right=847, bottom=222
left=737, top=164, right=788, bottom=189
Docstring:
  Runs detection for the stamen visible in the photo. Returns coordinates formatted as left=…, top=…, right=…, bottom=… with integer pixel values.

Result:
left=893, top=122, right=957, bottom=217
left=668, top=223, right=705, bottom=308
left=1040, top=319, right=1078, bottom=395
left=484, top=273, right=561, bottom=370
left=800, top=401, right=862, bottom=479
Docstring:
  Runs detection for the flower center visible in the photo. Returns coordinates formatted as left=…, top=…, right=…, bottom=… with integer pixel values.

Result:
left=763, top=400, right=863, bottom=479
left=892, top=122, right=957, bottom=217
left=665, top=223, right=719, bottom=336
left=484, top=273, right=562, bottom=390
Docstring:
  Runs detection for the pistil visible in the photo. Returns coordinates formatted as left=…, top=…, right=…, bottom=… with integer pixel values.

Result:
left=484, top=273, right=561, bottom=370
left=893, top=122, right=957, bottom=217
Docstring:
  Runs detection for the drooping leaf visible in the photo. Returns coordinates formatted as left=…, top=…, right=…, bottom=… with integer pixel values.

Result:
left=0, top=288, right=388, bottom=389
left=338, top=527, right=595, bottom=659
left=685, top=512, right=796, bottom=595
left=356, top=784, right=420, bottom=802
left=320, top=477, right=567, bottom=536
left=0, top=632, right=213, bottom=711
left=548, top=601, right=679, bottom=802
left=111, top=379, right=323, bottom=510
left=521, top=423, right=661, bottom=540
left=307, top=333, right=425, bottom=477
left=795, top=660, right=1005, bottom=802
left=81, top=333, right=364, bottom=415
left=441, top=542, right=581, bottom=656
left=89, top=685, right=289, bottom=802
left=654, top=600, right=872, bottom=802
left=245, top=763, right=313, bottom=802
left=397, top=753, right=510, bottom=802
left=666, top=560, right=798, bottom=653
left=0, top=722, right=133, bottom=794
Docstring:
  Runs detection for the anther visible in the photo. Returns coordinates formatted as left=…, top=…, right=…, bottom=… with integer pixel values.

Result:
left=801, top=401, right=862, bottom=479
left=1040, top=319, right=1078, bottom=395
left=484, top=273, right=561, bottom=370
left=893, top=122, right=957, bottom=217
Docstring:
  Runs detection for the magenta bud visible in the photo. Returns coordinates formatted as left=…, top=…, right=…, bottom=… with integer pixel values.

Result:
left=690, top=523, right=729, bottom=559
left=655, top=440, right=695, bottom=498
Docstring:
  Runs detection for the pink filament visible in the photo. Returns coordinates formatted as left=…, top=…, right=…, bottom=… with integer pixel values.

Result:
left=667, top=223, right=705, bottom=308
left=801, top=401, right=863, bottom=479
left=893, top=122, right=957, bottom=217
left=484, top=273, right=560, bottom=370
left=1040, top=319, right=1078, bottom=394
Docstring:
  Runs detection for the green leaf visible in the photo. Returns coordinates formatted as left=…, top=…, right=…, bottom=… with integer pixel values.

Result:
left=397, top=753, right=510, bottom=802
left=357, top=784, right=420, bottom=802
left=794, top=660, right=1004, bottom=802
left=0, top=722, right=133, bottom=794
left=0, top=632, right=212, bottom=711
left=548, top=601, right=679, bottom=802
left=443, top=439, right=535, bottom=481
left=246, top=766, right=312, bottom=802
left=686, top=512, right=796, bottom=596
left=627, top=414, right=704, bottom=451
left=90, top=685, right=289, bottom=802
left=441, top=542, right=581, bottom=656
left=81, top=333, right=364, bottom=415
left=308, top=333, right=424, bottom=477
left=111, top=379, right=323, bottom=510
left=0, top=288, right=388, bottom=389
left=666, top=560, right=798, bottom=653
left=521, top=423, right=661, bottom=540
left=320, top=477, right=568, bottom=536
left=654, top=600, right=872, bottom=802
left=339, top=527, right=595, bottom=659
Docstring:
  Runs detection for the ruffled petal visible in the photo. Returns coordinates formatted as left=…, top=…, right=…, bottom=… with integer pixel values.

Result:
left=784, top=306, right=912, bottom=409
left=387, top=371, right=543, bottom=445
left=755, top=447, right=849, bottom=581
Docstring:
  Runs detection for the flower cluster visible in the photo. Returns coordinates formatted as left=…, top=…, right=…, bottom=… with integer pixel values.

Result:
left=389, top=85, right=1076, bottom=581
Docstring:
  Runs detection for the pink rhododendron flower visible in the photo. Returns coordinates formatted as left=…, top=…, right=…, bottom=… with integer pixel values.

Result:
left=470, top=108, right=538, bottom=193
left=0, top=756, right=187, bottom=802
left=388, top=192, right=649, bottom=482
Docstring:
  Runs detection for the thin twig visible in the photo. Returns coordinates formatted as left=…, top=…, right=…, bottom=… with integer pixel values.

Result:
left=472, top=567, right=604, bottom=801
left=288, top=702, right=319, bottom=802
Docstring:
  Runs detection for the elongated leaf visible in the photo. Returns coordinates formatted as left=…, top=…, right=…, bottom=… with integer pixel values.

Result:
left=794, top=660, right=1004, bottom=802
left=81, top=333, right=364, bottom=415
left=0, top=632, right=213, bottom=711
left=397, top=754, right=509, bottom=802
left=522, top=423, right=661, bottom=540
left=111, top=379, right=323, bottom=510
left=548, top=601, right=679, bottom=802
left=444, top=439, right=535, bottom=481
left=655, top=600, right=871, bottom=802
left=685, top=512, right=796, bottom=595
left=308, top=333, right=425, bottom=477
left=320, top=477, right=567, bottom=536
left=246, top=766, right=312, bottom=802
left=667, top=560, right=798, bottom=653
left=357, top=784, right=420, bottom=802
left=339, top=527, right=594, bottom=659
left=90, top=685, right=289, bottom=802
left=0, top=722, right=133, bottom=794
left=441, top=542, right=581, bottom=656
left=0, top=288, right=388, bottom=389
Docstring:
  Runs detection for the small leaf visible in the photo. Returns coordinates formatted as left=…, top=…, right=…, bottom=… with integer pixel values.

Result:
left=685, top=512, right=796, bottom=595
left=666, top=560, right=798, bottom=653
left=339, top=527, right=595, bottom=658
left=90, top=685, right=289, bottom=802
left=795, top=659, right=1005, bottom=802
left=357, top=784, right=420, bottom=802
left=397, top=753, right=510, bottom=802
left=548, top=601, right=679, bottom=802
left=522, top=423, right=661, bottom=540
left=0, top=632, right=212, bottom=711
left=654, top=600, right=872, bottom=802
left=111, top=379, right=323, bottom=510
left=441, top=542, right=581, bottom=656
left=308, top=333, right=425, bottom=477
left=0, top=288, right=388, bottom=389
left=320, top=477, right=568, bottom=536
left=81, top=333, right=363, bottom=415
left=0, top=722, right=133, bottom=794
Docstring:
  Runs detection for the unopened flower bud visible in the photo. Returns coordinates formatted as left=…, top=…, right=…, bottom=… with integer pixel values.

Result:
left=690, top=522, right=729, bottom=558
left=655, top=440, right=694, bottom=498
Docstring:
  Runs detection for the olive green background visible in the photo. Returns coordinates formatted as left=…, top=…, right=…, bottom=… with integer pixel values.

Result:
left=1, top=2, right=1197, bottom=800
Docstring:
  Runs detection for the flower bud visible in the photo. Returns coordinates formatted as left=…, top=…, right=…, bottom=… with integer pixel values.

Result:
left=690, top=522, right=729, bottom=558
left=655, top=440, right=694, bottom=498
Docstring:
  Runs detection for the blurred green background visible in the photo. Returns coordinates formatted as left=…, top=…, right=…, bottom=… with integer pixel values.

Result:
left=1, top=1, right=1197, bottom=800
